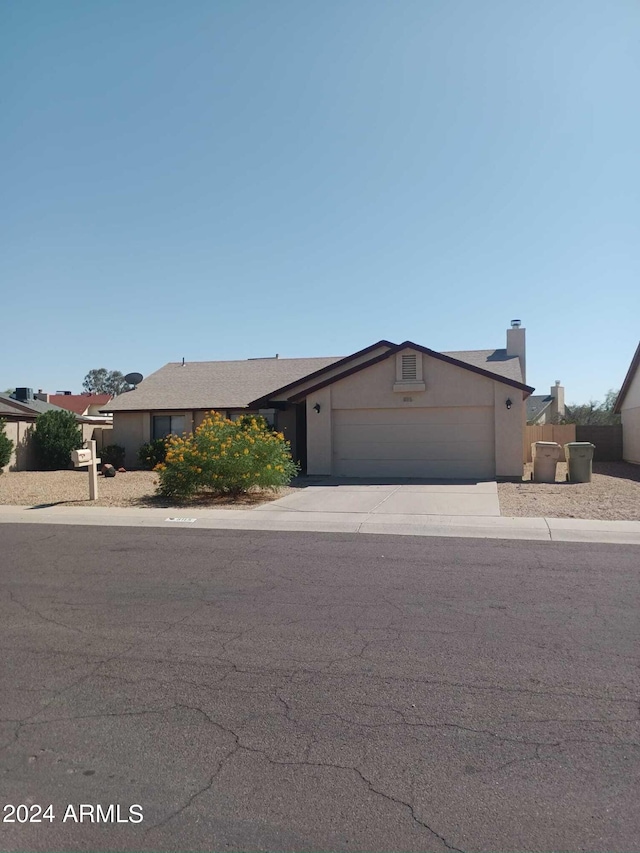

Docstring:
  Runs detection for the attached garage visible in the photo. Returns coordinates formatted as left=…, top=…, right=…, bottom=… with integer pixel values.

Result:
left=332, top=406, right=495, bottom=479
left=249, top=330, right=533, bottom=481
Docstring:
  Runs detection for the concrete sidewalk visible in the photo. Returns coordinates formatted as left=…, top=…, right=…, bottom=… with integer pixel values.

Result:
left=1, top=504, right=640, bottom=545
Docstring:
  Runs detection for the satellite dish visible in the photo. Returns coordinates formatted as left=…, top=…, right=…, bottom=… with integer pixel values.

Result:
left=124, top=372, right=143, bottom=387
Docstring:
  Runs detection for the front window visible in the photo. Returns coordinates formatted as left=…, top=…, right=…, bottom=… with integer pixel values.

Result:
left=152, top=415, right=185, bottom=440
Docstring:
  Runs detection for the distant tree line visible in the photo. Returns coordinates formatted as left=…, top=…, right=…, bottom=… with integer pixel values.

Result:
left=552, top=389, right=621, bottom=426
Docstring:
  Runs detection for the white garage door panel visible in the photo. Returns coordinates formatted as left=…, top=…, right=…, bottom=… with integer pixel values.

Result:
left=333, top=458, right=493, bottom=479
left=336, top=423, right=490, bottom=445
left=333, top=407, right=495, bottom=478
left=340, top=439, right=493, bottom=462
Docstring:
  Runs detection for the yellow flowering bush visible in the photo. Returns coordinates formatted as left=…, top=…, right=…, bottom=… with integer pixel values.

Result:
left=155, top=411, right=298, bottom=499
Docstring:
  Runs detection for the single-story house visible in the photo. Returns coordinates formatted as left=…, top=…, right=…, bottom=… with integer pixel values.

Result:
left=0, top=389, right=112, bottom=471
left=526, top=381, right=566, bottom=424
left=104, top=322, right=534, bottom=480
left=613, top=341, right=640, bottom=464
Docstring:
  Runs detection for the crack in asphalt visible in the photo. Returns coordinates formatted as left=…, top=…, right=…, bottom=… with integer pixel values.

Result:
left=8, top=590, right=86, bottom=635
left=2, top=533, right=639, bottom=851
left=2, top=640, right=637, bottom=705
left=140, top=703, right=466, bottom=853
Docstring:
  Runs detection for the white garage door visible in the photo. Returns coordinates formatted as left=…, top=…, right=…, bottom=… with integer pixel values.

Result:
left=332, top=407, right=495, bottom=479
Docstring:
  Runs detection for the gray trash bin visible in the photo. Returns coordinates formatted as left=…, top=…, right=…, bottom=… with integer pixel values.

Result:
left=532, top=441, right=562, bottom=483
left=564, top=442, right=595, bottom=483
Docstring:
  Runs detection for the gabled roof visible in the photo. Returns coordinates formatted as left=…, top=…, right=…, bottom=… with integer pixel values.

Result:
left=613, top=341, right=640, bottom=414
left=250, top=340, right=396, bottom=407
left=271, top=341, right=533, bottom=404
left=251, top=343, right=527, bottom=407
left=526, top=395, right=554, bottom=423
left=103, top=357, right=344, bottom=412
left=48, top=393, right=112, bottom=415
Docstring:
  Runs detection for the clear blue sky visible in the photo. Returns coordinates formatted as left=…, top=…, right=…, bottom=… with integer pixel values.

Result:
left=2, top=0, right=638, bottom=405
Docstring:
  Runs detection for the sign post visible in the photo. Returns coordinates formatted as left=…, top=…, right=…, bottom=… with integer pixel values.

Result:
left=71, top=440, right=101, bottom=501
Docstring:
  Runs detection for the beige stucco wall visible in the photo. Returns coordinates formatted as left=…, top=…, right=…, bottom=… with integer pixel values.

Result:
left=2, top=420, right=18, bottom=471
left=494, top=384, right=524, bottom=477
left=112, top=409, right=269, bottom=468
left=329, top=353, right=495, bottom=409
left=306, top=387, right=332, bottom=474
left=304, top=352, right=524, bottom=479
left=1, top=420, right=37, bottom=471
left=621, top=367, right=640, bottom=463
left=621, top=409, right=640, bottom=464
left=1, top=420, right=113, bottom=472
left=112, top=413, right=149, bottom=468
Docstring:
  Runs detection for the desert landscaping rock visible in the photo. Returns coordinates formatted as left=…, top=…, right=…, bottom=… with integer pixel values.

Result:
left=1, top=463, right=639, bottom=520
left=498, top=462, right=640, bottom=521
left=0, top=470, right=294, bottom=509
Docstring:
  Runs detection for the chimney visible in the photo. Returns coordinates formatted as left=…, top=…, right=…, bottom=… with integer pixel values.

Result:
left=506, top=320, right=526, bottom=383
left=34, top=390, right=50, bottom=403
left=550, top=380, right=565, bottom=419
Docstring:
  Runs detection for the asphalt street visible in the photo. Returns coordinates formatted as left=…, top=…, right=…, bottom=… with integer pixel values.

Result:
left=0, top=524, right=638, bottom=852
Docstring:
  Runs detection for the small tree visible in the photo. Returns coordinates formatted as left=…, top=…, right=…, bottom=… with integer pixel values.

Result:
left=0, top=419, right=14, bottom=471
left=82, top=368, right=132, bottom=396
left=33, top=410, right=83, bottom=470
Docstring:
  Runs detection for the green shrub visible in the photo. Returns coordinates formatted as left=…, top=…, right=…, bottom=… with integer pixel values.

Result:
left=100, top=444, right=125, bottom=468
left=155, top=411, right=298, bottom=499
left=33, top=410, right=83, bottom=470
left=138, top=438, right=167, bottom=470
left=236, top=413, right=272, bottom=432
left=0, top=419, right=14, bottom=471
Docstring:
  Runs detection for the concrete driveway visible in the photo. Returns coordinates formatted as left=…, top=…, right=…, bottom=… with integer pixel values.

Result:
left=256, top=479, right=500, bottom=517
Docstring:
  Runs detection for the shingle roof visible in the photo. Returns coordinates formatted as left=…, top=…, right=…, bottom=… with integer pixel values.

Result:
left=103, top=344, right=531, bottom=413
left=442, top=348, right=524, bottom=383
left=103, top=357, right=344, bottom=412
left=48, top=393, right=112, bottom=415
left=526, top=395, right=553, bottom=422
left=0, top=393, right=68, bottom=418
left=0, top=398, right=31, bottom=417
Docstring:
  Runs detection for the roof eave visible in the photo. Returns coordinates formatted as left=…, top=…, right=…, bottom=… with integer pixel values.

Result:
left=613, top=341, right=640, bottom=414
left=288, top=341, right=534, bottom=403
left=248, top=340, right=396, bottom=408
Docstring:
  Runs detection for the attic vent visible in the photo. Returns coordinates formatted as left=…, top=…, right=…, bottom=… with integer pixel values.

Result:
left=401, top=354, right=417, bottom=381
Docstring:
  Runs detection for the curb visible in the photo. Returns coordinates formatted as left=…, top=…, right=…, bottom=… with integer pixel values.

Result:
left=1, top=505, right=639, bottom=545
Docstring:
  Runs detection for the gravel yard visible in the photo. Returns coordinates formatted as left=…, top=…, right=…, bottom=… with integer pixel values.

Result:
left=1, top=464, right=639, bottom=520
left=0, top=470, right=294, bottom=509
left=498, top=462, right=640, bottom=521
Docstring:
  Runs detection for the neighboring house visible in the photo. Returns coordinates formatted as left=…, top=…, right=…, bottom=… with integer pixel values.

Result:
left=613, top=341, right=640, bottom=464
left=42, top=392, right=113, bottom=418
left=104, top=321, right=534, bottom=479
left=0, top=390, right=72, bottom=471
left=0, top=389, right=112, bottom=471
left=526, top=381, right=566, bottom=424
